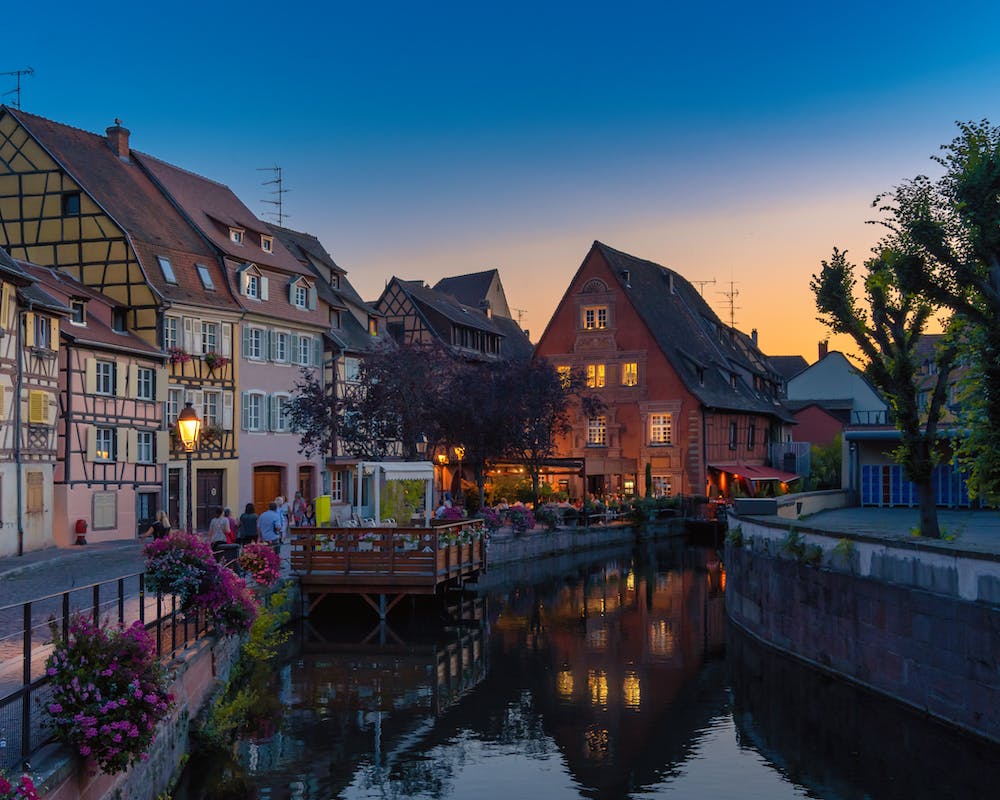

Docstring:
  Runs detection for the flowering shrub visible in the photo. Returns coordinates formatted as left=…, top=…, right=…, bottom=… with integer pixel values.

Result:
left=203, top=351, right=230, bottom=370
left=195, top=568, right=257, bottom=636
left=167, top=346, right=191, bottom=365
left=475, top=507, right=502, bottom=533
left=144, top=531, right=215, bottom=609
left=508, top=507, right=536, bottom=535
left=534, top=504, right=561, bottom=531
left=438, top=504, right=465, bottom=521
left=45, top=615, right=173, bottom=774
left=238, top=543, right=281, bottom=586
left=0, top=774, right=39, bottom=799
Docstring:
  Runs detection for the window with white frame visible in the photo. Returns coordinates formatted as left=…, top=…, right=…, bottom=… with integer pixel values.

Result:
left=242, top=392, right=266, bottom=432
left=166, top=388, right=182, bottom=424
left=271, top=393, right=291, bottom=432
left=230, top=228, right=244, bottom=244
left=586, top=364, right=605, bottom=388
left=247, top=327, right=264, bottom=360
left=203, top=390, right=220, bottom=427
left=621, top=362, right=638, bottom=387
left=294, top=284, right=308, bottom=309
left=261, top=235, right=273, bottom=253
left=164, top=316, right=179, bottom=349
left=70, top=300, right=86, bottom=325
left=95, top=427, right=115, bottom=461
left=136, top=367, right=155, bottom=401
left=157, top=255, right=177, bottom=284
left=273, top=331, right=288, bottom=362
left=136, top=431, right=154, bottom=463
left=95, top=360, right=115, bottom=395
left=652, top=475, right=672, bottom=497
left=331, top=471, right=343, bottom=502
left=202, top=321, right=219, bottom=354
left=297, top=335, right=312, bottom=365
left=650, top=413, right=672, bottom=445
left=344, top=357, right=361, bottom=383
left=246, top=273, right=260, bottom=299
left=583, top=306, right=608, bottom=330
left=196, top=264, right=215, bottom=290
left=587, top=416, right=607, bottom=446
left=34, top=315, right=52, bottom=349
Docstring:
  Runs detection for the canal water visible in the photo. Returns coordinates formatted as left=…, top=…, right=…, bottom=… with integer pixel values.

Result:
left=177, top=537, right=1000, bottom=799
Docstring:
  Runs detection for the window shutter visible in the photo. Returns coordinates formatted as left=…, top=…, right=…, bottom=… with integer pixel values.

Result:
left=261, top=277, right=269, bottom=301
left=239, top=268, right=248, bottom=296
left=221, top=322, right=232, bottom=357
left=128, top=363, right=139, bottom=398
left=222, top=391, right=233, bottom=431
left=241, top=391, right=250, bottom=431
left=126, top=429, right=138, bottom=463
left=116, top=427, right=127, bottom=461
left=308, top=287, right=317, bottom=311
left=269, top=394, right=278, bottom=431
left=191, top=321, right=204, bottom=355
left=50, top=320, right=60, bottom=352
left=313, top=336, right=323, bottom=367
left=183, top=317, right=194, bottom=352
left=155, top=368, right=168, bottom=403
left=85, top=358, right=96, bottom=394
left=185, top=389, right=204, bottom=414
left=156, top=431, right=170, bottom=463
left=23, top=312, right=35, bottom=347
left=242, top=325, right=251, bottom=360
left=116, top=362, right=128, bottom=398
left=268, top=330, right=276, bottom=361
left=0, top=283, right=10, bottom=328
left=28, top=390, right=47, bottom=424
left=288, top=280, right=296, bottom=305
left=87, top=426, right=97, bottom=462
left=261, top=328, right=270, bottom=360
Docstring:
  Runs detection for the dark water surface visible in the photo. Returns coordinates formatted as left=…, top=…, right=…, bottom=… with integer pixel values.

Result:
left=177, top=538, right=1000, bottom=799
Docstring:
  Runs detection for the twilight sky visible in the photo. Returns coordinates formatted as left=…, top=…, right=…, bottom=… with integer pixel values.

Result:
left=5, top=1, right=999, bottom=359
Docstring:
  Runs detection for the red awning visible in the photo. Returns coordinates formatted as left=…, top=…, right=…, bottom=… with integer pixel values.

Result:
left=708, top=463, right=799, bottom=482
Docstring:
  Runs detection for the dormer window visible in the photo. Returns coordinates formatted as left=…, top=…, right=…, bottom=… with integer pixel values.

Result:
left=331, top=273, right=340, bottom=290
left=331, top=309, right=342, bottom=329
left=368, top=317, right=378, bottom=336
left=294, top=285, right=307, bottom=309
left=238, top=264, right=268, bottom=300
left=288, top=278, right=314, bottom=310
left=70, top=300, right=86, bottom=325
left=230, top=228, right=244, bottom=245
left=111, top=308, right=127, bottom=333
left=196, top=264, right=215, bottom=291
left=261, top=235, right=273, bottom=253
left=157, top=255, right=178, bottom=284
left=247, top=274, right=260, bottom=298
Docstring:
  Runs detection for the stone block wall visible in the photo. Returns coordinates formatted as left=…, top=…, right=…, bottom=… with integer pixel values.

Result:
left=726, top=541, right=1000, bottom=744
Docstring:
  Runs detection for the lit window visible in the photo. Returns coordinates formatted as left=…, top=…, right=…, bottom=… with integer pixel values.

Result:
left=157, top=255, right=177, bottom=284
left=136, top=367, right=155, bottom=401
left=587, top=416, right=607, bottom=446
left=368, top=317, right=378, bottom=336
left=653, top=476, right=672, bottom=497
left=650, top=413, right=672, bottom=445
left=230, top=228, right=244, bottom=245
left=261, top=235, right=273, bottom=253
left=586, top=364, right=605, bottom=388
left=136, top=431, right=154, bottom=464
left=95, top=427, right=115, bottom=461
left=557, top=365, right=571, bottom=388
left=583, top=306, right=608, bottom=330
left=196, top=264, right=215, bottom=290
left=70, top=300, right=86, bottom=325
left=95, top=361, right=116, bottom=395
left=621, top=362, right=638, bottom=386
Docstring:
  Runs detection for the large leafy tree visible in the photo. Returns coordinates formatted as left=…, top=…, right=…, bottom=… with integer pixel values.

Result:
left=811, top=247, right=957, bottom=538
left=875, top=120, right=1000, bottom=501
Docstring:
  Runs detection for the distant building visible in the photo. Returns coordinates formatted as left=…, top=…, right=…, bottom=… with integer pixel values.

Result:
left=534, top=241, right=794, bottom=500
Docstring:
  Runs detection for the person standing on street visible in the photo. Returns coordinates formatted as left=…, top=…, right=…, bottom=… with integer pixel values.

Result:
left=258, top=502, right=282, bottom=552
left=208, top=508, right=230, bottom=556
left=238, top=503, right=259, bottom=546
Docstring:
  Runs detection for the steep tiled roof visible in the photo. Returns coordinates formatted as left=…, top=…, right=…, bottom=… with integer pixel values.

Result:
left=769, top=355, right=809, bottom=380
left=18, top=262, right=162, bottom=356
left=593, top=242, right=792, bottom=420
left=433, top=270, right=497, bottom=308
left=0, top=247, right=33, bottom=285
left=8, top=110, right=237, bottom=311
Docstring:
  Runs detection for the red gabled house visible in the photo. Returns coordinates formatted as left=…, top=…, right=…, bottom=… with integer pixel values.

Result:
left=534, top=242, right=794, bottom=500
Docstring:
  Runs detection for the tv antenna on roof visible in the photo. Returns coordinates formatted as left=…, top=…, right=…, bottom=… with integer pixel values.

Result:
left=512, top=307, right=527, bottom=327
left=718, top=280, right=740, bottom=329
left=2, top=67, right=34, bottom=110
left=258, top=165, right=289, bottom=226
left=691, top=278, right=716, bottom=297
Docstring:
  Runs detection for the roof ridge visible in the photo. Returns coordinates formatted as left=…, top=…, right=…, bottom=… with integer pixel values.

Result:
left=133, top=150, right=234, bottom=192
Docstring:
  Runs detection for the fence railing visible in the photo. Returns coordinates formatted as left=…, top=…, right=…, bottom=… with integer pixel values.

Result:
left=0, top=572, right=209, bottom=771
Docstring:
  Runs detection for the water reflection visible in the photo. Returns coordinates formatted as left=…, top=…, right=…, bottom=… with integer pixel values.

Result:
left=177, top=541, right=1000, bottom=800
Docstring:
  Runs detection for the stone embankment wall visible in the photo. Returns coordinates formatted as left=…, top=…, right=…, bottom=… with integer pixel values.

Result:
left=35, top=581, right=301, bottom=799
left=487, top=525, right=638, bottom=567
left=726, top=516, right=1000, bottom=744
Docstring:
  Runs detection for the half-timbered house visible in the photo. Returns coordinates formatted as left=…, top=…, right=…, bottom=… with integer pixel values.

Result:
left=0, top=249, right=66, bottom=555
left=534, top=242, right=794, bottom=500
left=268, top=225, right=389, bottom=519
left=136, top=156, right=330, bottom=512
left=20, top=262, right=167, bottom=543
left=0, top=108, right=242, bottom=532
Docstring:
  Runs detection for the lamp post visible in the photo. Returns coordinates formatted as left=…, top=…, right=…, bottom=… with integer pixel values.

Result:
left=176, top=402, right=201, bottom=535
left=415, top=433, right=428, bottom=459
left=454, top=445, right=465, bottom=503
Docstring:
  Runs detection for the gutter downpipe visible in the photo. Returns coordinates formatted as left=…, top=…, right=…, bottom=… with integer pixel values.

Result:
left=14, top=302, right=31, bottom=557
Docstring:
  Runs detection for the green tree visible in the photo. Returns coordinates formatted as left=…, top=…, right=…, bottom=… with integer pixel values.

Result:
left=874, top=120, right=1000, bottom=501
left=811, top=248, right=957, bottom=538
left=810, top=433, right=842, bottom=490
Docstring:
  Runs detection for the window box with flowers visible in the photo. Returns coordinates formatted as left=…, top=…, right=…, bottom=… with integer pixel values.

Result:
left=203, top=351, right=230, bottom=371
left=168, top=347, right=192, bottom=365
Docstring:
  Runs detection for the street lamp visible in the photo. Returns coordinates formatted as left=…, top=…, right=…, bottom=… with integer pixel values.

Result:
left=177, top=402, right=201, bottom=535
left=453, top=445, right=466, bottom=503
left=415, top=433, right=428, bottom=458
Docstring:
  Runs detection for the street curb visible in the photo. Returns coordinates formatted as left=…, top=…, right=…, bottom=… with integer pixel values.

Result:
left=0, top=541, right=145, bottom=583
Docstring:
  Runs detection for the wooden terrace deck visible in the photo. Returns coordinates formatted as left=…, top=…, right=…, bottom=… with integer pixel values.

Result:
left=290, top=520, right=487, bottom=617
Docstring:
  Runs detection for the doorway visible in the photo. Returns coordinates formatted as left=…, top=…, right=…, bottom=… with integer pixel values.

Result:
left=253, top=466, right=283, bottom=514
left=297, top=466, right=315, bottom=502
left=168, top=468, right=181, bottom=532
left=196, top=469, right=225, bottom=533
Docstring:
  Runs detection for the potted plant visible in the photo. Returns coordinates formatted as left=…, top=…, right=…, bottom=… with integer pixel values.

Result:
left=203, top=351, right=230, bottom=371
left=168, top=346, right=192, bottom=365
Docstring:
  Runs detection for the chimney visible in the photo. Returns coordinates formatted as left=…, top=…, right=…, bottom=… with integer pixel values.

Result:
left=751, top=328, right=758, bottom=347
left=106, top=119, right=130, bottom=160
left=818, top=340, right=829, bottom=361
left=479, top=299, right=492, bottom=319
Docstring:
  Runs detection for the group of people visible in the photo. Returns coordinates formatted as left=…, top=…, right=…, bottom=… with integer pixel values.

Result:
left=143, top=491, right=314, bottom=557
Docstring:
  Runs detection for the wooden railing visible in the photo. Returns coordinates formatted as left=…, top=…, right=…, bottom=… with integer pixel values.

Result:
left=289, top=520, right=487, bottom=592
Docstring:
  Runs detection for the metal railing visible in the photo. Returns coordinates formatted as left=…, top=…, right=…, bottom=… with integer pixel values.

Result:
left=0, top=572, right=209, bottom=770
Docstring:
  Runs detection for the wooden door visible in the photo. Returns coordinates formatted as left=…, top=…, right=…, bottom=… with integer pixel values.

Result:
left=253, top=467, right=283, bottom=514
left=297, top=466, right=315, bottom=501
left=196, top=469, right=225, bottom=533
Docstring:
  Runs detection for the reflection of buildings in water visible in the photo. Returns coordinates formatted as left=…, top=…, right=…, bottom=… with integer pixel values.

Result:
left=490, top=547, right=729, bottom=798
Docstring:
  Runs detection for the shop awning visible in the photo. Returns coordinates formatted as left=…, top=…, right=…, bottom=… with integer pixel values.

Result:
left=709, top=463, right=799, bottom=482
left=374, top=461, right=435, bottom=481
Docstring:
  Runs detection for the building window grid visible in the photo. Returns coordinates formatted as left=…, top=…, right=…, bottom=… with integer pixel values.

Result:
left=248, top=328, right=264, bottom=360
left=331, top=471, right=344, bottom=502
left=246, top=274, right=260, bottom=299
left=587, top=416, right=607, bottom=446
left=246, top=393, right=264, bottom=432
left=164, top=317, right=179, bottom=349
left=297, top=336, right=312, bottom=366
left=136, top=431, right=154, bottom=464
left=273, top=332, right=288, bottom=362
left=294, top=285, right=308, bottom=309
left=95, top=427, right=115, bottom=461
left=650, top=413, right=672, bottom=445
left=586, top=364, right=606, bottom=388
left=203, top=391, right=220, bottom=428
left=202, top=322, right=218, bottom=354
left=136, top=367, right=155, bottom=401
left=583, top=306, right=608, bottom=330
left=95, top=361, right=115, bottom=396
left=166, top=388, right=182, bottom=424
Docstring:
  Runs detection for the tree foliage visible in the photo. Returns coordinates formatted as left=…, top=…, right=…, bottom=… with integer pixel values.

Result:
left=873, top=119, right=1000, bottom=501
left=811, top=247, right=957, bottom=537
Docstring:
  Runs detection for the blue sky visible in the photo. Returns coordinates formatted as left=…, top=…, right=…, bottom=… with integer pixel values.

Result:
left=6, top=1, right=999, bottom=357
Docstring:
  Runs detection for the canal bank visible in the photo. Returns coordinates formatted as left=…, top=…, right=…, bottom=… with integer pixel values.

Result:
left=725, top=507, right=1000, bottom=745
